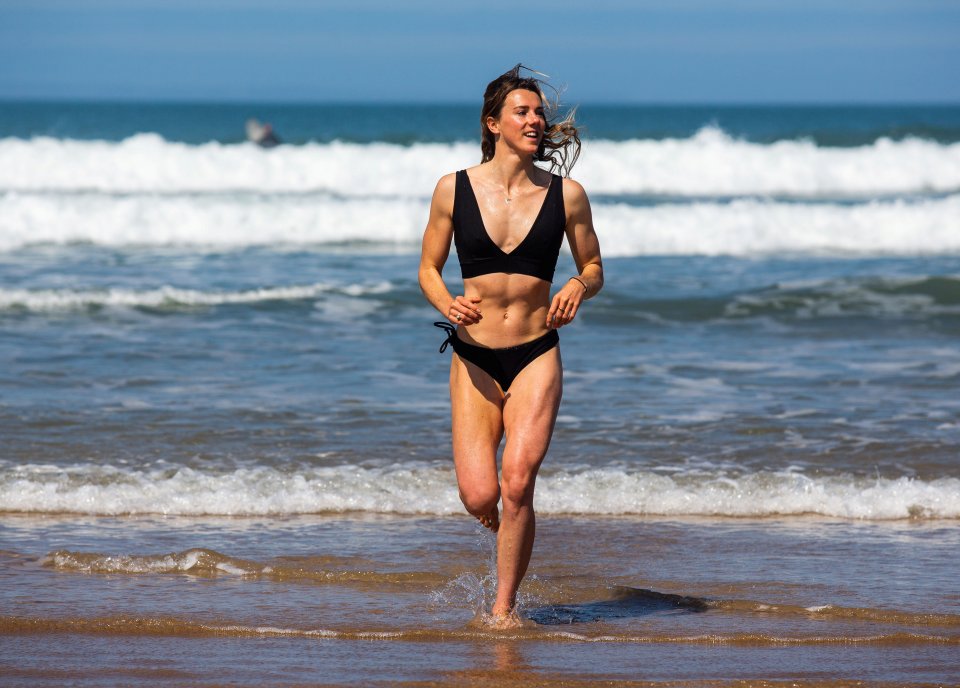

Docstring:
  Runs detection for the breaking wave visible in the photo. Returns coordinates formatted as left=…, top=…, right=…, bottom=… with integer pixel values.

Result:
left=2, top=462, right=957, bottom=520
left=1, top=191, right=958, bottom=256
left=2, top=128, right=958, bottom=197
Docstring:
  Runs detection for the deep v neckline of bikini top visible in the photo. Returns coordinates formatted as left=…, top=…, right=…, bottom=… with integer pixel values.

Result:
left=462, top=172, right=554, bottom=256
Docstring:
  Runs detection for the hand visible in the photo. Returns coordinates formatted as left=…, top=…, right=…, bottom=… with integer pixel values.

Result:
left=547, top=278, right=586, bottom=329
left=448, top=296, right=482, bottom=325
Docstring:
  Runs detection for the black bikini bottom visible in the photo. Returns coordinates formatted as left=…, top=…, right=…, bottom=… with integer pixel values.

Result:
left=434, top=322, right=559, bottom=392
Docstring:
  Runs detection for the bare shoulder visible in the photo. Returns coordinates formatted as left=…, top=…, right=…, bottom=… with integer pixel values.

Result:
left=434, top=171, right=457, bottom=195
left=431, top=171, right=458, bottom=213
left=561, top=177, right=591, bottom=213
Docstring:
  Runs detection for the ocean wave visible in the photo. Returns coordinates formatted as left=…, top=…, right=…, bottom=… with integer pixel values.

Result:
left=2, top=127, right=959, bottom=197
left=1, top=191, right=957, bottom=256
left=1, top=463, right=957, bottom=520
left=43, top=548, right=446, bottom=586
left=722, top=275, right=960, bottom=319
left=597, top=195, right=960, bottom=257
left=593, top=275, right=960, bottom=323
left=0, top=281, right=392, bottom=312
left=0, top=190, right=427, bottom=251
left=4, top=275, right=957, bottom=322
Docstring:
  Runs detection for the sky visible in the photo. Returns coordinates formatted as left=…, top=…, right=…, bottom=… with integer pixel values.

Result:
left=1, top=0, right=958, bottom=103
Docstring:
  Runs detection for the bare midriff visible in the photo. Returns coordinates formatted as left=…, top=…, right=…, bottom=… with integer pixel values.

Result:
left=458, top=272, right=552, bottom=348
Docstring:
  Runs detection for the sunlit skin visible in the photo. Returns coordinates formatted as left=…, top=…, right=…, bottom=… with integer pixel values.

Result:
left=419, top=88, right=603, bottom=626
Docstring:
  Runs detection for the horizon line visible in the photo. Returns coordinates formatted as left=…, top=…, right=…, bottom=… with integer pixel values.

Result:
left=3, top=96, right=960, bottom=108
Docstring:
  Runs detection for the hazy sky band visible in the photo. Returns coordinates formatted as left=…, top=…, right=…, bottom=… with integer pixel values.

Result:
left=1, top=1, right=958, bottom=103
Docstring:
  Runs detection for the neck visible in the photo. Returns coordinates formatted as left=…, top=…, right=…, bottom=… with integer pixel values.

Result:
left=486, top=150, right=539, bottom=192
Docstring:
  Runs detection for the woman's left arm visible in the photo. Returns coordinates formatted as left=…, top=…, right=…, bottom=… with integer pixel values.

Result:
left=547, top=178, right=603, bottom=328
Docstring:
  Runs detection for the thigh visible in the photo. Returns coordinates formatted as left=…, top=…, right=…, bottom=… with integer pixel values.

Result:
left=501, top=346, right=563, bottom=477
left=449, top=353, right=504, bottom=489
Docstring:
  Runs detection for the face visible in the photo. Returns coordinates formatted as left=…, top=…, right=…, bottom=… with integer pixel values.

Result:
left=487, top=89, right=545, bottom=153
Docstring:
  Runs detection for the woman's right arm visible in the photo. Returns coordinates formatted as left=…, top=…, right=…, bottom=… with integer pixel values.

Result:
left=418, top=174, right=482, bottom=325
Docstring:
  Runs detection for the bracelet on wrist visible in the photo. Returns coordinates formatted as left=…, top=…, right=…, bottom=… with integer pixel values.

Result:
left=569, top=276, right=588, bottom=294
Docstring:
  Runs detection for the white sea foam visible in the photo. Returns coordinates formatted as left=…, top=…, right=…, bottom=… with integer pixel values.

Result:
left=0, top=281, right=391, bottom=312
left=0, top=191, right=427, bottom=250
left=1, top=463, right=957, bottom=520
left=44, top=548, right=264, bottom=576
left=1, top=191, right=957, bottom=256
left=578, top=128, right=960, bottom=197
left=0, top=134, right=464, bottom=196
left=2, top=128, right=959, bottom=197
left=596, top=195, right=960, bottom=257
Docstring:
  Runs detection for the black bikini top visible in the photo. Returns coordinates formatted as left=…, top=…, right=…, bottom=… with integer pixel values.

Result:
left=452, top=170, right=566, bottom=283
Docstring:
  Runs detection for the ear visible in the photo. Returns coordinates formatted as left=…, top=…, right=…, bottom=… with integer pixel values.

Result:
left=485, top=115, right=500, bottom=136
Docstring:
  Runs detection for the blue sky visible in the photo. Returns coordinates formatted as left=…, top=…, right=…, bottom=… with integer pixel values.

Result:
left=1, top=0, right=958, bottom=103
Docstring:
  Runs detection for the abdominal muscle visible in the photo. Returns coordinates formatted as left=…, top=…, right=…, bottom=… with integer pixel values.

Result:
left=457, top=273, right=552, bottom=349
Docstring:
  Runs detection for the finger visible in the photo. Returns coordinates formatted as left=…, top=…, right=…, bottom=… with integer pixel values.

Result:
left=456, top=296, right=482, bottom=317
left=557, top=301, right=577, bottom=327
left=458, top=305, right=480, bottom=323
left=449, top=303, right=468, bottom=324
left=547, top=296, right=562, bottom=325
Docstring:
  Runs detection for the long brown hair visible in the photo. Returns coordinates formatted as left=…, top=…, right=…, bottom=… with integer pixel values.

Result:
left=480, top=64, right=581, bottom=178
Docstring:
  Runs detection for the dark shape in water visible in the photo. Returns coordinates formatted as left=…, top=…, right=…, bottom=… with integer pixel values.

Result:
left=245, top=118, right=281, bottom=148
left=527, top=587, right=709, bottom=625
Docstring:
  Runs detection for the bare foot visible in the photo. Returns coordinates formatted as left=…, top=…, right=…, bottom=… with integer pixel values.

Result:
left=486, top=609, right=523, bottom=630
left=476, top=507, right=499, bottom=532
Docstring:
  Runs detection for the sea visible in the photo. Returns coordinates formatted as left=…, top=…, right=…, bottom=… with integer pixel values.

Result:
left=1, top=101, right=959, bottom=686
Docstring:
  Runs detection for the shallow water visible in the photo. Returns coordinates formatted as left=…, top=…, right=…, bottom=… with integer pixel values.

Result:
left=3, top=250, right=960, bottom=521
left=2, top=514, right=959, bottom=685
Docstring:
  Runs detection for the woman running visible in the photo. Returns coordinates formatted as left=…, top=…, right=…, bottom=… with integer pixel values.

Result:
left=419, top=65, right=603, bottom=627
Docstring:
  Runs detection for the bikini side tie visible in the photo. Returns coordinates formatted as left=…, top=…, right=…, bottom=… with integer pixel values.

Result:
left=433, top=321, right=457, bottom=353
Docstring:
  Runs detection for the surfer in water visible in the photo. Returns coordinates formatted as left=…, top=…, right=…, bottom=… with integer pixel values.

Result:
left=245, top=118, right=281, bottom=147
left=419, top=65, right=603, bottom=627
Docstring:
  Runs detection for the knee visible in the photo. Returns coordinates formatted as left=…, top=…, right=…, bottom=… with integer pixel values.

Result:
left=500, top=468, right=536, bottom=510
left=459, top=484, right=500, bottom=517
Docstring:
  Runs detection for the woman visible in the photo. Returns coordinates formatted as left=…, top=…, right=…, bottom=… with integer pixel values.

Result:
left=419, top=65, right=603, bottom=626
